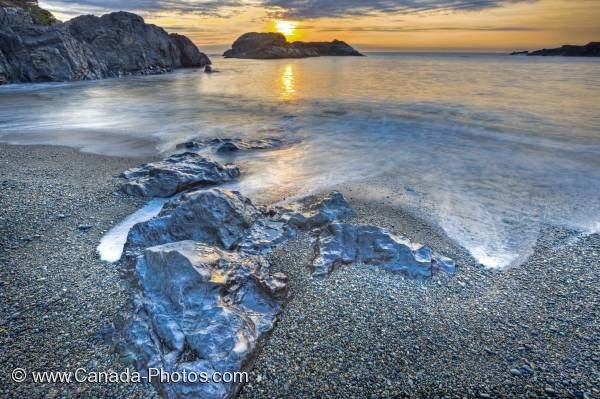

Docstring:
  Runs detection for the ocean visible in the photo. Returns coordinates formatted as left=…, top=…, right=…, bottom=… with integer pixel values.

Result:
left=1, top=52, right=599, bottom=268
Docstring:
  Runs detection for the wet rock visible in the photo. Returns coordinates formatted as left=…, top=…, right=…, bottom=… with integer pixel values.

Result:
left=274, top=191, right=353, bottom=229
left=128, top=240, right=287, bottom=399
left=120, top=152, right=239, bottom=197
left=78, top=223, right=94, bottom=231
left=178, top=137, right=286, bottom=153
left=238, top=218, right=294, bottom=256
left=126, top=188, right=260, bottom=251
left=312, top=223, right=455, bottom=279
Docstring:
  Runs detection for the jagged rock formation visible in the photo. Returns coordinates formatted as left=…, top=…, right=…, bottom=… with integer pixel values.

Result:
left=120, top=152, right=239, bottom=198
left=121, top=187, right=354, bottom=399
left=510, top=42, right=600, bottom=57
left=114, top=142, right=455, bottom=398
left=0, top=1, right=210, bottom=84
left=126, top=189, right=261, bottom=251
left=312, top=223, right=456, bottom=278
left=223, top=32, right=363, bottom=59
left=129, top=240, right=287, bottom=399
left=273, top=191, right=354, bottom=229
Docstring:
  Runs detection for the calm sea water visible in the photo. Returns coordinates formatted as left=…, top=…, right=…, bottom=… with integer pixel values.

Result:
left=1, top=53, right=599, bottom=267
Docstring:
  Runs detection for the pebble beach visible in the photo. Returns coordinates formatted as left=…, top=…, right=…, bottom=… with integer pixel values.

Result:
left=1, top=143, right=598, bottom=398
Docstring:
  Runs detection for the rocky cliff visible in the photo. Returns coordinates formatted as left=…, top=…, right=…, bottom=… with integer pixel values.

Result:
left=511, top=42, right=600, bottom=57
left=0, top=1, right=210, bottom=84
left=223, top=32, right=363, bottom=59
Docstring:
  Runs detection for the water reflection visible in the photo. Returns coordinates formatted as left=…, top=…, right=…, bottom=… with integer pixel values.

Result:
left=280, top=64, right=296, bottom=100
left=2, top=55, right=600, bottom=268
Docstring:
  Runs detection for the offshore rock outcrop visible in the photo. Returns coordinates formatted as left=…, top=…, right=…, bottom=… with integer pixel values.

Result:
left=121, top=152, right=239, bottom=198
left=223, top=32, right=363, bottom=59
left=0, top=1, right=210, bottom=84
left=510, top=42, right=600, bottom=57
left=312, top=223, right=456, bottom=278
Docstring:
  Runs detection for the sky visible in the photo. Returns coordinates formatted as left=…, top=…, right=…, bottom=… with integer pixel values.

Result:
left=39, top=0, right=600, bottom=52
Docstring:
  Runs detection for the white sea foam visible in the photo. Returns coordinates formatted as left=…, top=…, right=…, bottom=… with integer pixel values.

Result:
left=97, top=198, right=166, bottom=262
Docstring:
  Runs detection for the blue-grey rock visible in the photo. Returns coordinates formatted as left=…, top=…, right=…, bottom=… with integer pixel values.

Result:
left=126, top=188, right=260, bottom=251
left=128, top=240, right=287, bottom=399
left=121, top=152, right=239, bottom=198
left=274, top=191, right=353, bottom=229
left=312, top=223, right=456, bottom=279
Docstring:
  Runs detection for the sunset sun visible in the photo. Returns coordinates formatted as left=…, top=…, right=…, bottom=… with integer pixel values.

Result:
left=274, top=20, right=297, bottom=39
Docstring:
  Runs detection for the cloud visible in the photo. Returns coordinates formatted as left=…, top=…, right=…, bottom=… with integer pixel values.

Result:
left=40, top=0, right=244, bottom=18
left=41, top=0, right=538, bottom=20
left=264, top=0, right=537, bottom=19
left=319, top=25, right=542, bottom=32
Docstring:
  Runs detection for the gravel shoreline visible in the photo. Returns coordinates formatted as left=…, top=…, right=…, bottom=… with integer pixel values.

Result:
left=1, top=143, right=598, bottom=398
left=0, top=144, right=157, bottom=398
left=240, top=196, right=600, bottom=398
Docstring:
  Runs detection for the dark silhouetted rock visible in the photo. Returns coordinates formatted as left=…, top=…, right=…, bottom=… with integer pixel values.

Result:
left=168, top=33, right=210, bottom=67
left=511, top=42, right=600, bottom=57
left=223, top=32, right=362, bottom=59
left=292, top=39, right=364, bottom=56
left=128, top=240, right=287, bottom=399
left=121, top=152, right=239, bottom=198
left=0, top=2, right=210, bottom=84
left=312, top=223, right=456, bottom=278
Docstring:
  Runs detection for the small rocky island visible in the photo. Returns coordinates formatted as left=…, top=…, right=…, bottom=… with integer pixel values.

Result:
left=223, top=32, right=363, bottom=59
left=0, top=0, right=210, bottom=84
left=510, top=41, right=600, bottom=57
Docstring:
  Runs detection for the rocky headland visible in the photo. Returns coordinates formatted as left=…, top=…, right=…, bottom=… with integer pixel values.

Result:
left=0, top=0, right=210, bottom=84
left=223, top=32, right=363, bottom=59
left=510, top=41, right=600, bottom=57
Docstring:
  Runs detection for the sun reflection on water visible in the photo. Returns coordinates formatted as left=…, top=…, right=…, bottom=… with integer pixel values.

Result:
left=280, top=64, right=296, bottom=100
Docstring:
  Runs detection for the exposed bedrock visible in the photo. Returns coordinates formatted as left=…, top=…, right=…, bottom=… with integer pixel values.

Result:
left=312, top=223, right=456, bottom=278
left=0, top=2, right=210, bottom=84
left=273, top=191, right=354, bottom=229
left=116, top=147, right=455, bottom=398
left=121, top=152, right=239, bottom=198
left=126, top=189, right=260, bottom=251
left=129, top=240, right=287, bottom=399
